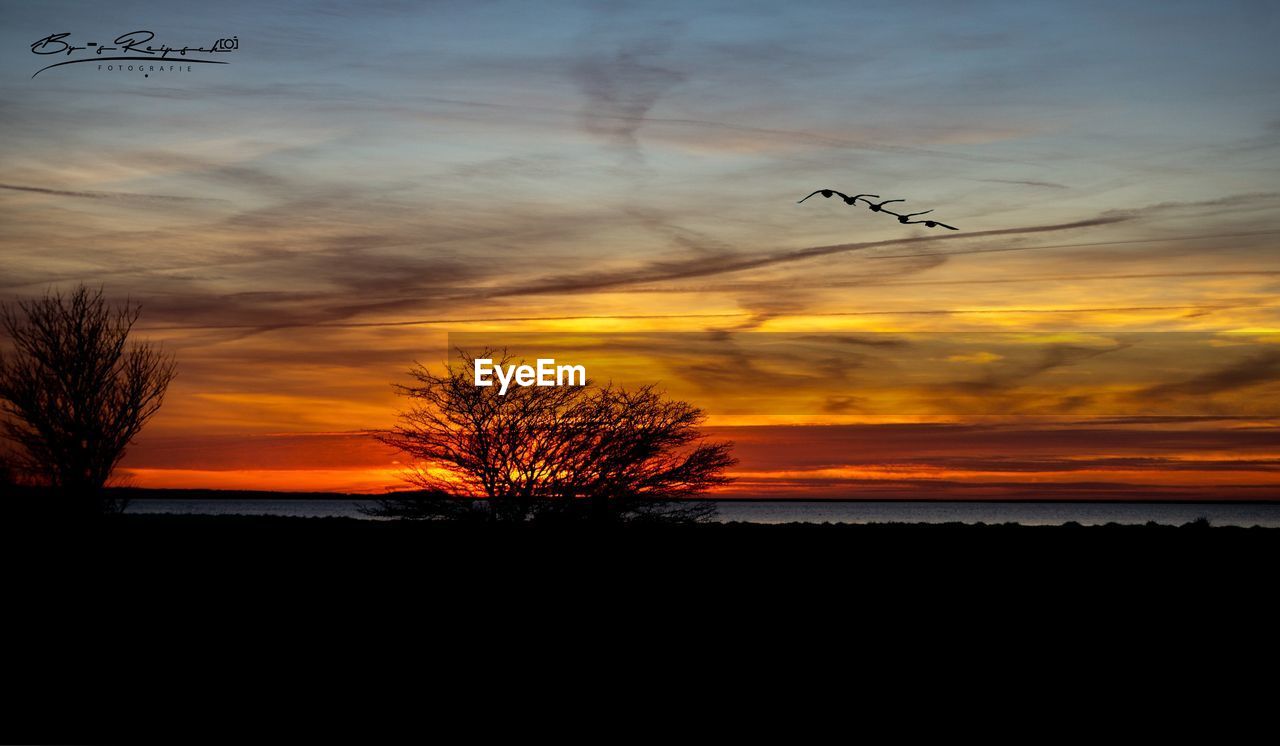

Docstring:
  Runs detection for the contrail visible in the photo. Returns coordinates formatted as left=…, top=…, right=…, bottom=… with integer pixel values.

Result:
left=485, top=216, right=1131, bottom=297
left=0, top=183, right=219, bottom=203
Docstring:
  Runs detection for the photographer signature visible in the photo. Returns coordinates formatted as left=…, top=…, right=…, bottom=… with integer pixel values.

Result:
left=30, top=31, right=239, bottom=78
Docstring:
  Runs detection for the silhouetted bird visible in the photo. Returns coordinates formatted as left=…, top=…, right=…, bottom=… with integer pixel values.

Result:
left=798, top=190, right=960, bottom=230
left=797, top=189, right=879, bottom=206
left=866, top=198, right=905, bottom=214
left=896, top=209, right=933, bottom=224
left=902, top=218, right=959, bottom=230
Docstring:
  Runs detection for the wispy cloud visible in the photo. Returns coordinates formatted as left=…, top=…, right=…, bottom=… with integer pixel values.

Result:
left=571, top=35, right=687, bottom=160
left=485, top=216, right=1132, bottom=297
left=1141, top=349, right=1280, bottom=398
left=975, top=178, right=1068, bottom=189
left=0, top=182, right=223, bottom=203
left=947, top=341, right=1132, bottom=397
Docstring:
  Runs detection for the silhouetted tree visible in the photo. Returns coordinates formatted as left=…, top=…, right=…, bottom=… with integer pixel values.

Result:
left=0, top=285, right=176, bottom=515
left=370, top=349, right=735, bottom=522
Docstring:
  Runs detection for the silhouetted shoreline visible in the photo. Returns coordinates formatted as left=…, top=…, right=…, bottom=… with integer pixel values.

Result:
left=95, top=486, right=1280, bottom=505
left=7, top=510, right=1277, bottom=545
left=5, top=512, right=1276, bottom=601
left=70, top=511, right=1280, bottom=532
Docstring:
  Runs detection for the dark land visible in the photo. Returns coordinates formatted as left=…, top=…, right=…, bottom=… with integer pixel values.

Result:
left=6, top=494, right=1275, bottom=741
left=9, top=484, right=1278, bottom=603
left=6, top=502, right=1277, bottom=577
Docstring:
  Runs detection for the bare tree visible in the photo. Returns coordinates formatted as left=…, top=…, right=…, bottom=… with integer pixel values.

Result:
left=369, top=349, right=735, bottom=523
left=0, top=285, right=176, bottom=515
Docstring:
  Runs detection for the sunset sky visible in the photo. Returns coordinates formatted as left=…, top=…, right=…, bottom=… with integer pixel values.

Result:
left=1, top=0, right=1277, bottom=499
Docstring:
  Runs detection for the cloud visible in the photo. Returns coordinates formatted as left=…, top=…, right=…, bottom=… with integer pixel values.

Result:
left=570, top=28, right=686, bottom=160
left=1140, top=349, right=1280, bottom=398
left=1101, top=192, right=1280, bottom=220
left=822, top=395, right=871, bottom=414
left=947, top=351, right=1004, bottom=364
left=852, top=267, right=1280, bottom=289
left=136, top=311, right=748, bottom=333
left=619, top=228, right=1280, bottom=295
left=0, top=182, right=222, bottom=203
left=725, top=253, right=949, bottom=330
left=908, top=456, right=1280, bottom=473
left=869, top=227, right=1280, bottom=262
left=93, top=202, right=1234, bottom=341
left=976, top=178, right=1068, bottom=189
left=740, top=305, right=1241, bottom=318
left=415, top=93, right=1036, bottom=162
left=795, top=334, right=911, bottom=349
left=943, top=341, right=1132, bottom=401
left=485, top=215, right=1133, bottom=298
left=714, top=416, right=1280, bottom=499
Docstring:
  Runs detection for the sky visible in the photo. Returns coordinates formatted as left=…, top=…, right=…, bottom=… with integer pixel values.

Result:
left=1, top=0, right=1278, bottom=498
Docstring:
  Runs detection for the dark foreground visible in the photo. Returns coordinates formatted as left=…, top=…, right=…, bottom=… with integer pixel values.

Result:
left=11, top=513, right=1277, bottom=624
left=8, top=512, right=1278, bottom=580
left=6, top=514, right=1276, bottom=741
left=11, top=512, right=1277, bottom=644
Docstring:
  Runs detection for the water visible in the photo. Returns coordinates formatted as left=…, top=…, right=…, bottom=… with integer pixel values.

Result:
left=130, top=499, right=373, bottom=520
left=713, top=501, right=1280, bottom=527
left=126, top=498, right=1280, bottom=528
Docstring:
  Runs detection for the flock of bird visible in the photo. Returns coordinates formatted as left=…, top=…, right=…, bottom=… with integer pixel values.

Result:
left=797, top=189, right=958, bottom=230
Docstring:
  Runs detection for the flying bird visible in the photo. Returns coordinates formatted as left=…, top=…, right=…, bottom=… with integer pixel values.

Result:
left=865, top=198, right=905, bottom=214
left=798, top=189, right=961, bottom=230
left=797, top=189, right=879, bottom=206
left=902, top=218, right=959, bottom=230
left=895, top=209, right=933, bottom=224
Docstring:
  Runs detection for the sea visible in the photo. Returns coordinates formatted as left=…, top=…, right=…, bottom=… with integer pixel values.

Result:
left=125, top=498, right=1280, bottom=528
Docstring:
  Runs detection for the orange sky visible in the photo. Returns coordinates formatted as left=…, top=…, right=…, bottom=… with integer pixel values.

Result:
left=116, top=414, right=1280, bottom=500
left=4, top=2, right=1279, bottom=501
